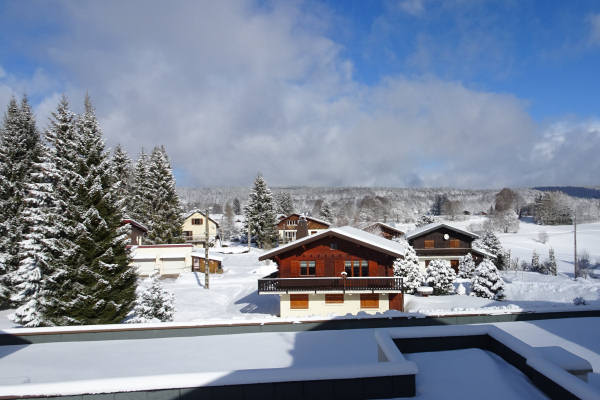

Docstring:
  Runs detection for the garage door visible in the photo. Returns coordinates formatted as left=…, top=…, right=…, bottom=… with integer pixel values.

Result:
left=161, top=257, right=186, bottom=275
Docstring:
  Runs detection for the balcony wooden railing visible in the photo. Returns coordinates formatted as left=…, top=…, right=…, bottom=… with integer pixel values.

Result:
left=183, top=235, right=217, bottom=242
left=258, top=276, right=403, bottom=294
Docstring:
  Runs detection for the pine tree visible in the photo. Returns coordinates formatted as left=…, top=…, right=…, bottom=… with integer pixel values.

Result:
left=221, top=202, right=236, bottom=241
left=474, top=230, right=508, bottom=270
left=319, top=201, right=333, bottom=223
left=275, top=192, right=294, bottom=216
left=244, top=174, right=278, bottom=248
left=146, top=146, right=184, bottom=244
left=546, top=248, right=557, bottom=276
left=232, top=198, right=241, bottom=215
left=531, top=250, right=540, bottom=273
left=129, top=272, right=175, bottom=323
left=111, top=144, right=132, bottom=217
left=130, top=150, right=152, bottom=225
left=393, top=245, right=423, bottom=294
left=425, top=259, right=456, bottom=295
left=458, top=253, right=476, bottom=280
left=0, top=96, right=45, bottom=307
left=44, top=95, right=137, bottom=325
left=470, top=258, right=505, bottom=300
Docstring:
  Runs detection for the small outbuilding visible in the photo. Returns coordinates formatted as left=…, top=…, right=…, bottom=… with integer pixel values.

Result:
left=191, top=251, right=224, bottom=274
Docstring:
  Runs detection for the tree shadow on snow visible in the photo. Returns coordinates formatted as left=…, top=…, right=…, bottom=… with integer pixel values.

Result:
left=234, top=291, right=279, bottom=316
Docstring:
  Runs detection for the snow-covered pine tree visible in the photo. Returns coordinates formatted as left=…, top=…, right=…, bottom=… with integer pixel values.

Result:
left=0, top=96, right=45, bottom=307
left=220, top=202, right=236, bottom=241
left=531, top=250, right=540, bottom=273
left=473, top=230, right=508, bottom=270
left=470, top=258, right=505, bottom=300
left=146, top=146, right=184, bottom=244
left=129, top=149, right=152, bottom=226
left=393, top=245, right=423, bottom=294
left=319, top=201, right=333, bottom=223
left=111, top=144, right=133, bottom=217
left=546, top=248, right=557, bottom=276
left=129, top=272, right=175, bottom=323
left=425, top=259, right=456, bottom=295
left=458, top=253, right=476, bottom=280
left=233, top=198, right=241, bottom=215
left=415, top=215, right=435, bottom=228
left=244, top=174, right=278, bottom=248
left=9, top=143, right=61, bottom=327
left=275, top=192, right=294, bottom=216
left=45, top=95, right=137, bottom=325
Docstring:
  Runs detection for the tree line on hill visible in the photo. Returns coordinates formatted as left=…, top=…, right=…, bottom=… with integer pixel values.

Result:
left=0, top=95, right=183, bottom=326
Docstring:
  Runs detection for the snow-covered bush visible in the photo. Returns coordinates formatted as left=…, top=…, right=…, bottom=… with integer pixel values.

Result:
left=128, top=272, right=175, bottom=323
left=470, top=259, right=505, bottom=300
left=531, top=250, right=540, bottom=272
left=425, top=259, right=456, bottom=295
left=573, top=297, right=587, bottom=306
left=415, top=214, right=435, bottom=228
left=393, top=246, right=424, bottom=294
left=474, top=231, right=508, bottom=270
left=457, top=253, right=476, bottom=280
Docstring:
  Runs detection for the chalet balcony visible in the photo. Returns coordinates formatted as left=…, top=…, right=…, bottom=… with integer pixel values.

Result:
left=258, top=273, right=403, bottom=294
left=414, top=248, right=471, bottom=256
left=183, top=235, right=216, bottom=243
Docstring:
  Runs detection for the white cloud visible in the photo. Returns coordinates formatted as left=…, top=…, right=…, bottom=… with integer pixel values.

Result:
left=397, top=0, right=426, bottom=16
left=0, top=1, right=596, bottom=188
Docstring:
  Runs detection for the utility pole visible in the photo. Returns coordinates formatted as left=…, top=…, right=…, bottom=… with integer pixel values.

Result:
left=573, top=209, right=578, bottom=279
left=204, top=208, right=210, bottom=289
left=247, top=216, right=251, bottom=251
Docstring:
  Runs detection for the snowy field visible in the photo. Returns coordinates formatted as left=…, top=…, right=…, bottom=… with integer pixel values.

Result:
left=0, top=219, right=599, bottom=328
left=1, top=318, right=599, bottom=398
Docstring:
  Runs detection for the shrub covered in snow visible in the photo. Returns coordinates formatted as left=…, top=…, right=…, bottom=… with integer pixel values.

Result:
left=573, top=297, right=587, bottom=306
left=531, top=250, right=540, bottom=272
left=129, top=272, right=175, bottom=323
left=474, top=230, right=509, bottom=270
left=425, top=259, right=456, bottom=295
left=393, top=245, right=424, bottom=294
left=415, top=214, right=435, bottom=228
left=457, top=253, right=476, bottom=280
left=470, top=258, right=505, bottom=300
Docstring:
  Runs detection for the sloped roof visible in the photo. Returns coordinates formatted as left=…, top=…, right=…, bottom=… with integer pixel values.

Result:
left=471, top=247, right=497, bottom=259
left=182, top=209, right=220, bottom=227
left=279, top=213, right=331, bottom=227
left=122, top=219, right=149, bottom=232
left=406, top=222, right=479, bottom=240
left=191, top=251, right=224, bottom=262
left=259, top=225, right=407, bottom=261
left=362, top=222, right=405, bottom=235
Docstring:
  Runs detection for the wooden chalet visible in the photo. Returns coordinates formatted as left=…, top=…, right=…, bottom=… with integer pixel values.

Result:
left=277, top=213, right=330, bottom=243
left=191, top=251, right=224, bottom=274
left=258, top=226, right=405, bottom=318
left=405, top=223, right=494, bottom=272
left=361, top=222, right=404, bottom=241
left=122, top=219, right=148, bottom=246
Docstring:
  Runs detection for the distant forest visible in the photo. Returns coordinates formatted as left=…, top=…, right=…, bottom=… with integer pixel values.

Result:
left=177, top=186, right=600, bottom=225
left=534, top=186, right=600, bottom=199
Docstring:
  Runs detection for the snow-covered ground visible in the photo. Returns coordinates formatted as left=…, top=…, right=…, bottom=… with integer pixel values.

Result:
left=0, top=219, right=599, bottom=328
left=1, top=318, right=599, bottom=398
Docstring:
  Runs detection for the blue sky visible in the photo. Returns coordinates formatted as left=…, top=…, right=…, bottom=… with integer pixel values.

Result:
left=1, top=1, right=599, bottom=188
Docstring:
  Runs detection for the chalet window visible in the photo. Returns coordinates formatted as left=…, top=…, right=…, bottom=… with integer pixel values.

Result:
left=325, top=294, right=344, bottom=304
left=183, top=231, right=193, bottom=237
left=192, top=218, right=203, bottom=225
left=424, top=240, right=435, bottom=248
left=344, top=260, right=367, bottom=277
left=290, top=294, right=309, bottom=309
left=330, top=242, right=338, bottom=250
left=360, top=294, right=379, bottom=308
left=300, top=261, right=316, bottom=276
left=361, top=260, right=369, bottom=277
left=449, top=239, right=460, bottom=248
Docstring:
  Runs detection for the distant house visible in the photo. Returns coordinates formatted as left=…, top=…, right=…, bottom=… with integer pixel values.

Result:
left=361, top=222, right=404, bottom=241
left=122, top=219, right=148, bottom=246
left=277, top=214, right=330, bottom=243
left=129, top=244, right=193, bottom=277
left=191, top=251, right=224, bottom=274
left=405, top=223, right=494, bottom=272
left=182, top=210, right=220, bottom=245
left=258, top=226, right=405, bottom=318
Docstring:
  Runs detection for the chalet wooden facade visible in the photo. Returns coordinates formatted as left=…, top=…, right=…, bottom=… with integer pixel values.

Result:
left=191, top=251, right=224, bottom=274
left=182, top=210, right=220, bottom=245
left=122, top=219, right=148, bottom=246
left=362, top=222, right=404, bottom=241
left=276, top=213, right=330, bottom=243
left=406, top=223, right=494, bottom=272
left=258, top=226, right=405, bottom=318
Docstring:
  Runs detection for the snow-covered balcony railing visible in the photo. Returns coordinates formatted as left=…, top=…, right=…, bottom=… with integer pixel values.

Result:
left=258, top=276, right=403, bottom=294
left=414, top=248, right=471, bottom=255
left=183, top=235, right=216, bottom=242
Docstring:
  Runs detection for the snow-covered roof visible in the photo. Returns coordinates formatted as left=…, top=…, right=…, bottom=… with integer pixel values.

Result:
left=182, top=209, right=220, bottom=227
left=191, top=251, right=224, bottom=262
left=471, top=247, right=497, bottom=259
left=362, top=222, right=405, bottom=235
left=121, top=219, right=149, bottom=232
left=406, top=222, right=479, bottom=240
left=129, top=244, right=192, bottom=259
left=259, top=225, right=407, bottom=261
left=279, top=213, right=331, bottom=227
